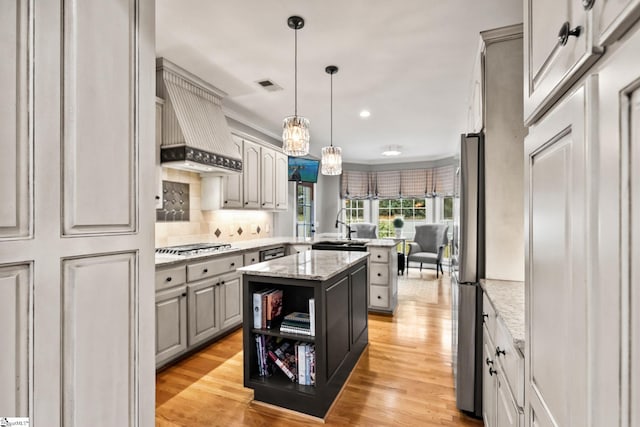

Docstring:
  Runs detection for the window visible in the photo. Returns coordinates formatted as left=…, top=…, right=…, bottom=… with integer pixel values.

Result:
left=377, top=198, right=434, bottom=238
left=296, top=183, right=314, bottom=238
left=442, top=196, right=453, bottom=220
left=344, top=200, right=365, bottom=224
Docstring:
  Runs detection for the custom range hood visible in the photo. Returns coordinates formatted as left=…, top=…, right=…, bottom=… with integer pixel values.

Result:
left=156, top=58, right=242, bottom=174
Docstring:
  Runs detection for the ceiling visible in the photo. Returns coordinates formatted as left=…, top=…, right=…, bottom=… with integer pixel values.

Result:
left=156, top=0, right=522, bottom=164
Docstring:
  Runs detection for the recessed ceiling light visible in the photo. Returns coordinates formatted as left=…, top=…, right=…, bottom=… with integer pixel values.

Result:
left=359, top=110, right=371, bottom=118
left=381, top=145, right=402, bottom=156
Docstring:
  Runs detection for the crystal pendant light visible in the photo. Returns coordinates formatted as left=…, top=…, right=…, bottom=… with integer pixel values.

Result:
left=282, top=16, right=310, bottom=157
left=321, top=65, right=342, bottom=175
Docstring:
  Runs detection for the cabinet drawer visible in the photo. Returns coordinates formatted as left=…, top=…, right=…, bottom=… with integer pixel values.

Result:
left=287, top=244, right=311, bottom=255
left=482, top=292, right=497, bottom=340
left=369, top=285, right=389, bottom=308
left=155, top=265, right=186, bottom=291
left=370, top=263, right=389, bottom=285
left=243, top=251, right=260, bottom=266
left=495, top=317, right=524, bottom=408
left=187, top=254, right=243, bottom=282
left=369, top=247, right=388, bottom=263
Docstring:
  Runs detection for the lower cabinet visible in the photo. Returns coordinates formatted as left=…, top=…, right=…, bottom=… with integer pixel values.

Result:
left=156, top=256, right=244, bottom=369
left=367, top=245, right=397, bottom=313
left=287, top=243, right=311, bottom=255
left=155, top=285, right=188, bottom=366
left=482, top=296, right=524, bottom=427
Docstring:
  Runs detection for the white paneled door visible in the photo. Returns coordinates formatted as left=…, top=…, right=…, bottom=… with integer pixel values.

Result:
left=0, top=0, right=156, bottom=426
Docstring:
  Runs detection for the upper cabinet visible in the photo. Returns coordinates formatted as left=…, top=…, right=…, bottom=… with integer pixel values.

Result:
left=593, top=0, right=640, bottom=46
left=275, top=152, right=288, bottom=211
left=524, top=0, right=603, bottom=125
left=242, top=140, right=261, bottom=209
left=222, top=135, right=288, bottom=211
left=260, top=148, right=275, bottom=209
left=222, top=135, right=243, bottom=208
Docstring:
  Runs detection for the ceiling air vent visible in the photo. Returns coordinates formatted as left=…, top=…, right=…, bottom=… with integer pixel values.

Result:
left=256, top=79, right=283, bottom=92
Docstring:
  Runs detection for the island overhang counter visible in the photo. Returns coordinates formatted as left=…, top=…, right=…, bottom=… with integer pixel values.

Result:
left=237, top=250, right=370, bottom=419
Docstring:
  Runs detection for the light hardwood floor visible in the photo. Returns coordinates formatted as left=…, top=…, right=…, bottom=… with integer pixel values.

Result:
left=156, top=269, right=483, bottom=426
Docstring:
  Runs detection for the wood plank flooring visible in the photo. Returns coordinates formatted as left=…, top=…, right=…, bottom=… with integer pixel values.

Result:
left=156, top=269, right=483, bottom=426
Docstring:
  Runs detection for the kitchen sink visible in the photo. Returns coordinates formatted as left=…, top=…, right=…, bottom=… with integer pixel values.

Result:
left=311, top=240, right=368, bottom=252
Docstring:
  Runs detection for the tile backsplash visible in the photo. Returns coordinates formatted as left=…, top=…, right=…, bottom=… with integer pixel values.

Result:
left=155, top=168, right=274, bottom=247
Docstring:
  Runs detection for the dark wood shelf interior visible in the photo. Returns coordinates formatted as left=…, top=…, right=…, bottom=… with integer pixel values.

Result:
left=249, top=372, right=316, bottom=396
left=251, top=319, right=315, bottom=343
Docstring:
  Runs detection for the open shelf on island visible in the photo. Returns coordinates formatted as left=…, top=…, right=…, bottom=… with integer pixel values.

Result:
left=252, top=319, right=315, bottom=342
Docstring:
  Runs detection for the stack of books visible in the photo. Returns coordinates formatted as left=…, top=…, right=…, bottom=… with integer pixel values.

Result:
left=254, top=335, right=315, bottom=385
left=280, top=312, right=312, bottom=335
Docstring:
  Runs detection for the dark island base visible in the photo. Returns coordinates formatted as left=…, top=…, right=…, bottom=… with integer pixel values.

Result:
left=242, top=258, right=369, bottom=419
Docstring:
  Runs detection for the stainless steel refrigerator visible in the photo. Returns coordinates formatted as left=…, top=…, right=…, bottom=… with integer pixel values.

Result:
left=451, top=133, right=485, bottom=417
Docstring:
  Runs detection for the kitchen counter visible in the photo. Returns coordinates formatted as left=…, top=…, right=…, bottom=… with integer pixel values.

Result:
left=237, top=250, right=369, bottom=281
left=480, top=278, right=525, bottom=352
left=155, top=236, right=396, bottom=267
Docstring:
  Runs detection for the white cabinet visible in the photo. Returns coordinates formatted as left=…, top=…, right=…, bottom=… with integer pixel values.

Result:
left=156, top=285, right=188, bottom=366
left=219, top=272, right=242, bottom=329
left=187, top=277, right=221, bottom=347
left=483, top=294, right=524, bottom=427
left=275, top=151, right=289, bottom=210
left=260, top=147, right=275, bottom=209
left=593, top=0, right=640, bottom=45
left=523, top=0, right=602, bottom=125
left=223, top=135, right=244, bottom=208
left=243, top=140, right=261, bottom=209
left=243, top=251, right=260, bottom=266
left=525, top=84, right=590, bottom=427
left=367, top=246, right=397, bottom=313
left=223, top=135, right=288, bottom=211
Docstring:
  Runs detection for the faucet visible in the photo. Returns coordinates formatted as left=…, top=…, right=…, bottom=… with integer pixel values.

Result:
left=334, top=208, right=352, bottom=240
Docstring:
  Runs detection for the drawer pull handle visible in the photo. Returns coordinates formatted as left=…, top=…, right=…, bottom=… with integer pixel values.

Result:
left=482, top=313, right=488, bottom=323
left=377, top=255, right=381, bottom=258
left=231, top=262, right=235, bottom=267
left=377, top=273, right=381, bottom=277
left=377, top=295, right=382, bottom=299
left=245, top=202, right=249, bottom=205
left=166, top=277, right=172, bottom=282
left=489, top=367, right=497, bottom=376
left=485, top=357, right=494, bottom=366
left=221, top=281, right=225, bottom=285
left=251, top=258, right=255, bottom=262
left=496, top=347, right=506, bottom=357
left=582, top=0, right=595, bottom=10
left=203, top=268, right=208, bottom=273
left=181, top=292, right=186, bottom=297
left=558, top=21, right=581, bottom=46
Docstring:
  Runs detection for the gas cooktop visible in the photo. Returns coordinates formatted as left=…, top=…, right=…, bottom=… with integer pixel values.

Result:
left=155, top=243, right=233, bottom=257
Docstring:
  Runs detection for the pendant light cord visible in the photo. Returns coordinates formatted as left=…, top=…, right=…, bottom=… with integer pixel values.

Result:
left=330, top=72, right=333, bottom=147
left=294, top=28, right=298, bottom=117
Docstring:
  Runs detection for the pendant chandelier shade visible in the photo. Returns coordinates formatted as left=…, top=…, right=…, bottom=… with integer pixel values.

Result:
left=321, top=65, right=342, bottom=175
left=282, top=16, right=310, bottom=157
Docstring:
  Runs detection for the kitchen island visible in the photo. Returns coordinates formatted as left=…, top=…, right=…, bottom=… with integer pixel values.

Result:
left=238, top=250, right=369, bottom=419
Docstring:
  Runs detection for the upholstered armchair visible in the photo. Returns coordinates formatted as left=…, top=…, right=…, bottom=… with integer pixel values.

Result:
left=407, top=224, right=449, bottom=278
left=350, top=222, right=378, bottom=239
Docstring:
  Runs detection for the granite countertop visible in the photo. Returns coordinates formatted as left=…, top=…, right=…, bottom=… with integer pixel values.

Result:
left=155, top=235, right=396, bottom=267
left=237, top=250, right=370, bottom=281
left=480, top=279, right=525, bottom=353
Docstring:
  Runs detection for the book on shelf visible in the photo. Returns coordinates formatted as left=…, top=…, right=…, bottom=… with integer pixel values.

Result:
left=253, top=289, right=274, bottom=329
left=283, top=312, right=310, bottom=324
left=309, top=298, right=315, bottom=336
left=266, top=289, right=283, bottom=329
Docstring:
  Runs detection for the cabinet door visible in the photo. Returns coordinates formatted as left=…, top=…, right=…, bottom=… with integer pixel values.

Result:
left=224, top=135, right=243, bottom=208
left=187, top=278, right=221, bottom=347
left=156, top=286, right=187, bottom=366
left=525, top=83, right=590, bottom=426
left=350, top=264, right=368, bottom=344
left=261, top=147, right=275, bottom=209
left=524, top=0, right=601, bottom=124
left=243, top=140, right=261, bottom=208
left=598, top=28, right=640, bottom=426
left=594, top=0, right=640, bottom=45
left=482, top=328, right=497, bottom=427
left=325, top=276, right=350, bottom=379
left=275, top=151, right=289, bottom=210
left=220, top=273, right=242, bottom=330
left=496, top=370, right=520, bottom=427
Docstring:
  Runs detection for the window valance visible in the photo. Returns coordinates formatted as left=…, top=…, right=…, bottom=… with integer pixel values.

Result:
left=340, top=165, right=457, bottom=199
